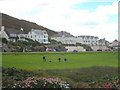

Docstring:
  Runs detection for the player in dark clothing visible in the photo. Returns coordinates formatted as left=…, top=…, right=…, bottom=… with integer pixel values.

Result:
left=64, top=58, right=67, bottom=62
left=58, top=58, right=61, bottom=62
left=43, top=56, right=46, bottom=61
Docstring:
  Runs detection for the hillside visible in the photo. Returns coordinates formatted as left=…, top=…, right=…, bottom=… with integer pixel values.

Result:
left=1, top=13, right=57, bottom=36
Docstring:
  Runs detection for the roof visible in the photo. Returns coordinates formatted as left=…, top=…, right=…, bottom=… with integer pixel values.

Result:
left=52, top=31, right=74, bottom=37
left=31, top=29, right=47, bottom=35
left=113, top=40, right=119, bottom=42
left=98, top=38, right=109, bottom=43
left=78, top=35, right=98, bottom=38
left=5, top=27, right=24, bottom=36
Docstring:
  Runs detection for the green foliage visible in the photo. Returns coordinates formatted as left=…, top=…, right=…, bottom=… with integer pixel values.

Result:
left=45, top=66, right=118, bottom=83
left=2, top=67, right=119, bottom=89
left=80, top=44, right=93, bottom=51
left=2, top=67, right=71, bottom=88
left=7, top=38, right=47, bottom=52
left=11, top=77, right=70, bottom=88
left=2, top=38, right=8, bottom=44
left=88, top=76, right=119, bottom=88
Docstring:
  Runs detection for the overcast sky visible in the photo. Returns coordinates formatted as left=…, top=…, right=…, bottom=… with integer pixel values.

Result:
left=0, top=0, right=119, bottom=42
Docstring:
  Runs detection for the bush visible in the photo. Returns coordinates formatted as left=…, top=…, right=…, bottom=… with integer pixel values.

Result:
left=88, top=76, right=119, bottom=89
left=2, top=38, right=8, bottom=44
left=11, top=77, right=71, bottom=88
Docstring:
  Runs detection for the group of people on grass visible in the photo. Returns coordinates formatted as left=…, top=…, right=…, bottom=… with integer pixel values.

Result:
left=43, top=56, right=67, bottom=62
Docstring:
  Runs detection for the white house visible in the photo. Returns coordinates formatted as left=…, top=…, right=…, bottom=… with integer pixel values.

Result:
left=0, top=26, right=27, bottom=42
left=77, top=35, right=99, bottom=46
left=98, top=38, right=109, bottom=46
left=27, top=29, right=49, bottom=44
left=51, top=31, right=99, bottom=46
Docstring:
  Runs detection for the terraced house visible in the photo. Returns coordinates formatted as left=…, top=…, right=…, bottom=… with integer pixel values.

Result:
left=51, top=31, right=99, bottom=46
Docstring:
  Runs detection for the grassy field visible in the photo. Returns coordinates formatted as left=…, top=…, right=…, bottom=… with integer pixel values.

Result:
left=2, top=52, right=118, bottom=70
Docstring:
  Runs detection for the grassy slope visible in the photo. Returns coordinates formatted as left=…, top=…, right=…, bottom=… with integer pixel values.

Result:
left=2, top=52, right=118, bottom=70
left=2, top=13, right=57, bottom=36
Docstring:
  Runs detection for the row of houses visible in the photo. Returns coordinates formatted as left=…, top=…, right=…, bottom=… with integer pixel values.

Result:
left=51, top=31, right=109, bottom=46
left=0, top=26, right=119, bottom=52
left=0, top=26, right=49, bottom=43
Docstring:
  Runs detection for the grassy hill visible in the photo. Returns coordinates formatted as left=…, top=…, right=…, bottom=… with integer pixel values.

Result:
left=2, top=13, right=57, bottom=36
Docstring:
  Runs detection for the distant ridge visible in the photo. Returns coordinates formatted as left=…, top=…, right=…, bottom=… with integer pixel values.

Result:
left=1, top=13, right=57, bottom=36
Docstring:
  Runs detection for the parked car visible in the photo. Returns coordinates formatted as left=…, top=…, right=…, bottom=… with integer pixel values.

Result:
left=104, top=49, right=111, bottom=51
left=73, top=50, right=78, bottom=52
left=97, top=49, right=102, bottom=51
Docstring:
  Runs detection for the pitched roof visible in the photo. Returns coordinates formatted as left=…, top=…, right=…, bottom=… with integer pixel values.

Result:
left=52, top=31, right=74, bottom=37
left=78, top=35, right=98, bottom=38
left=5, top=27, right=24, bottom=36
left=31, top=29, right=47, bottom=35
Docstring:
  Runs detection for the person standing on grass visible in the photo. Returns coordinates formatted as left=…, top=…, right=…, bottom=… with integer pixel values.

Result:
left=64, top=58, right=67, bottom=62
left=43, top=56, right=46, bottom=61
left=58, top=58, right=61, bottom=62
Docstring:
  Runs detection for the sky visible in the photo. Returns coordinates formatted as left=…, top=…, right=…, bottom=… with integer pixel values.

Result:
left=0, top=0, right=119, bottom=42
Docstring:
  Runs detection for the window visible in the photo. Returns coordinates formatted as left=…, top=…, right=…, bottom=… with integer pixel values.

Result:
left=10, top=34, right=17, bottom=37
left=31, top=36, right=32, bottom=38
left=44, top=39, right=46, bottom=42
left=44, top=36, right=45, bottom=38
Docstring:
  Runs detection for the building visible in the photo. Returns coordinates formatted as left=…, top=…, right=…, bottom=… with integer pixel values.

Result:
left=109, top=40, right=119, bottom=47
left=27, top=29, right=49, bottom=44
left=51, top=31, right=76, bottom=44
left=0, top=26, right=27, bottom=42
left=109, top=40, right=120, bottom=50
left=51, top=31, right=99, bottom=46
left=77, top=35, right=99, bottom=46
left=98, top=38, right=109, bottom=46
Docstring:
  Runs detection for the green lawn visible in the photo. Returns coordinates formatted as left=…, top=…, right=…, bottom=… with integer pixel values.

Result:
left=2, top=52, right=118, bottom=70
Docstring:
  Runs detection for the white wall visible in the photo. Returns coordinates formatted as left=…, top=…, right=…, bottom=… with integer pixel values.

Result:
left=51, top=36, right=99, bottom=46
left=0, top=26, right=9, bottom=40
left=65, top=46, right=86, bottom=52
left=27, top=30, right=49, bottom=43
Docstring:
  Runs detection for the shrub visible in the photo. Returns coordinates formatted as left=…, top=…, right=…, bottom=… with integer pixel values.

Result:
left=2, top=38, right=8, bottom=44
left=11, top=77, right=71, bottom=88
left=88, top=76, right=120, bottom=89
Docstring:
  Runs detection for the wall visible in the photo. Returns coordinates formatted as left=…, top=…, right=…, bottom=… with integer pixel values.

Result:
left=91, top=46, right=109, bottom=51
left=0, top=26, right=9, bottom=40
left=65, top=46, right=86, bottom=52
